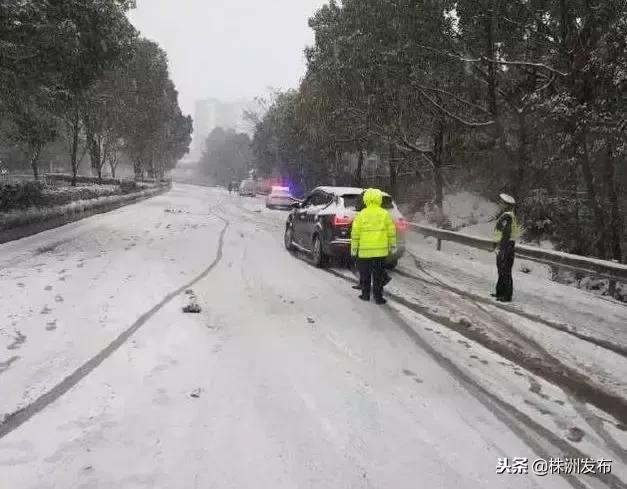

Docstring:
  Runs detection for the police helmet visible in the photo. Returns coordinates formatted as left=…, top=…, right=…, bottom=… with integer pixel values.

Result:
left=499, top=193, right=516, bottom=205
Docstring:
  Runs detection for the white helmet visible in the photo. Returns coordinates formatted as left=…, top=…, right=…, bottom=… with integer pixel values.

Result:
left=499, top=193, right=516, bottom=205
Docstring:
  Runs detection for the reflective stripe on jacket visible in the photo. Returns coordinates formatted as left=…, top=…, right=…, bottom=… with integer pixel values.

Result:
left=492, top=211, right=519, bottom=243
left=350, top=188, right=397, bottom=258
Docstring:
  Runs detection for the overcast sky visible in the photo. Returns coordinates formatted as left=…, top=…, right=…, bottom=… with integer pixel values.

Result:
left=128, top=0, right=327, bottom=116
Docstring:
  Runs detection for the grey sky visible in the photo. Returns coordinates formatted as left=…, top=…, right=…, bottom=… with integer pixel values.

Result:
left=128, top=0, right=327, bottom=116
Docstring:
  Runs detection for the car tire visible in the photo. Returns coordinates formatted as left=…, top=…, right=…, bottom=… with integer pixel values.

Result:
left=284, top=225, right=296, bottom=251
left=312, top=236, right=328, bottom=268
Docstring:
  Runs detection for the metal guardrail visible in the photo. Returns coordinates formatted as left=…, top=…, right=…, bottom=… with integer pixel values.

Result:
left=409, top=223, right=627, bottom=282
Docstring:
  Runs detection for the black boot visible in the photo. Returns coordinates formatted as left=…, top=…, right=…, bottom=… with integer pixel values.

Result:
left=375, top=297, right=387, bottom=305
left=382, top=273, right=391, bottom=287
left=359, top=293, right=370, bottom=301
left=352, top=284, right=362, bottom=290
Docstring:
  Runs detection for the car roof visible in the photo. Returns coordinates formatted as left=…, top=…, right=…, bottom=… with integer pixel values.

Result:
left=313, top=186, right=363, bottom=195
left=312, top=186, right=391, bottom=197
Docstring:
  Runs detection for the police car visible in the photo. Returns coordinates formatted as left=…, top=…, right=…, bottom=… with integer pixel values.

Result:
left=266, top=186, right=295, bottom=210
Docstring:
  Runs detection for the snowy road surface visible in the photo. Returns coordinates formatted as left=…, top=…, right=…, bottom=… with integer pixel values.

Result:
left=0, top=184, right=625, bottom=489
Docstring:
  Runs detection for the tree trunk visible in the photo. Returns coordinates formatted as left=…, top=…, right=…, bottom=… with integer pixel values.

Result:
left=108, top=149, right=118, bottom=180
left=30, top=144, right=42, bottom=181
left=603, top=140, right=623, bottom=263
left=97, top=146, right=103, bottom=182
left=515, top=111, right=528, bottom=200
left=388, top=143, right=397, bottom=197
left=485, top=0, right=498, bottom=118
left=156, top=158, right=162, bottom=180
left=433, top=122, right=445, bottom=216
left=134, top=158, right=143, bottom=181
left=559, top=0, right=569, bottom=55
left=579, top=129, right=606, bottom=258
left=88, top=137, right=101, bottom=181
left=432, top=121, right=446, bottom=250
left=70, top=110, right=80, bottom=187
left=149, top=158, right=155, bottom=179
left=356, top=150, right=364, bottom=187
left=98, top=138, right=108, bottom=182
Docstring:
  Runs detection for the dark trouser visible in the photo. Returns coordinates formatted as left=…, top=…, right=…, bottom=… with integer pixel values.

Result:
left=496, top=241, right=515, bottom=300
left=358, top=257, right=386, bottom=299
left=352, top=257, right=390, bottom=289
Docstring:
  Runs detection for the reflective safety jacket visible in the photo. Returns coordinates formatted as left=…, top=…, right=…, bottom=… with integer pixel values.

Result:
left=350, top=188, right=397, bottom=258
left=493, top=211, right=519, bottom=244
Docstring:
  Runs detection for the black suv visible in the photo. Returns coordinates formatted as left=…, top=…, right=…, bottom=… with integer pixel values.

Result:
left=283, top=186, right=408, bottom=268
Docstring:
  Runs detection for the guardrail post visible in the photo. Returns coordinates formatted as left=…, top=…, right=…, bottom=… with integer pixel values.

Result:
left=436, top=238, right=442, bottom=251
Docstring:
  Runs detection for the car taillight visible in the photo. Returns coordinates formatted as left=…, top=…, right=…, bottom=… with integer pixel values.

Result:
left=333, top=215, right=352, bottom=227
left=395, top=217, right=408, bottom=232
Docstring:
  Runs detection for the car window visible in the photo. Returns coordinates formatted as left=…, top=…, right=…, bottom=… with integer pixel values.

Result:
left=316, top=192, right=334, bottom=206
left=302, top=193, right=316, bottom=207
left=306, top=192, right=323, bottom=206
left=342, top=194, right=394, bottom=210
left=342, top=194, right=361, bottom=209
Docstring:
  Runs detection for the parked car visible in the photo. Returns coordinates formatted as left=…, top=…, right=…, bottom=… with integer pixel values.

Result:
left=283, top=186, right=408, bottom=268
left=239, top=179, right=257, bottom=196
left=266, top=186, right=295, bottom=209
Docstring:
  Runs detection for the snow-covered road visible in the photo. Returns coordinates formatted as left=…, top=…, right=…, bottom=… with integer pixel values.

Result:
left=0, top=184, right=624, bottom=489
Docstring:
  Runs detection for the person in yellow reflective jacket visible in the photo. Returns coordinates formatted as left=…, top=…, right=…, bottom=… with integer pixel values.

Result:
left=351, top=190, right=392, bottom=291
left=492, top=193, right=520, bottom=302
left=350, top=188, right=397, bottom=304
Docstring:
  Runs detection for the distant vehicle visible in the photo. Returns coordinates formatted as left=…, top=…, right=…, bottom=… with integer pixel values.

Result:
left=266, top=186, right=295, bottom=210
left=283, top=186, right=407, bottom=268
left=239, top=179, right=257, bottom=197
left=256, top=179, right=274, bottom=195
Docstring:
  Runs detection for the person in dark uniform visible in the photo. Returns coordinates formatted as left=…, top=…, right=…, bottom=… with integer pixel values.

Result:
left=492, top=193, right=519, bottom=302
left=351, top=189, right=392, bottom=290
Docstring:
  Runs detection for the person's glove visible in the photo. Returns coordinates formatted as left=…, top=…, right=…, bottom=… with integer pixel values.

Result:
left=389, top=246, right=398, bottom=255
left=350, top=249, right=358, bottom=258
left=494, top=247, right=500, bottom=255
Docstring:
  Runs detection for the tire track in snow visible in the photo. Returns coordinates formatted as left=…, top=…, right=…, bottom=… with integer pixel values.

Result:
left=401, top=253, right=627, bottom=358
left=0, top=212, right=230, bottom=440
left=325, top=267, right=627, bottom=427
left=383, top=306, right=625, bottom=489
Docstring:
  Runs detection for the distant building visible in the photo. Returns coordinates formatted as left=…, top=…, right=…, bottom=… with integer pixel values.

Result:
left=191, top=97, right=258, bottom=159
